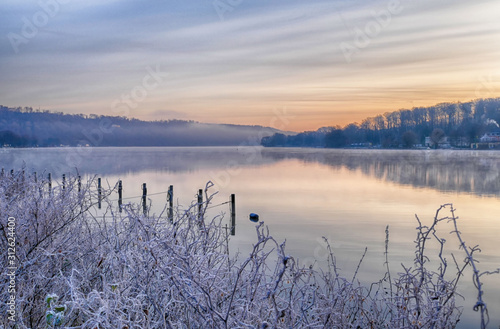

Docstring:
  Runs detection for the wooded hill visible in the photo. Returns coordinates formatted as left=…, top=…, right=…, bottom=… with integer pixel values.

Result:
left=0, top=106, right=283, bottom=147
left=262, top=98, right=500, bottom=148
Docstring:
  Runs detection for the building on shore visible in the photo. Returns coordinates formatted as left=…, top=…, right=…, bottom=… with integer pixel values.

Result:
left=471, top=131, right=500, bottom=149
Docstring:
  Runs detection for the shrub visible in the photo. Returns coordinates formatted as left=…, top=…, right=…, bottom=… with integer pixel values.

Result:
left=0, top=171, right=498, bottom=328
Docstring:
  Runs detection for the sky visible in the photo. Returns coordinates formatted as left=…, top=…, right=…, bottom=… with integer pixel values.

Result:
left=1, top=0, right=500, bottom=132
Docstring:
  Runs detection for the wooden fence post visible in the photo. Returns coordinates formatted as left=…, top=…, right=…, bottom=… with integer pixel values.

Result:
left=198, top=189, right=203, bottom=220
left=98, top=178, right=102, bottom=209
left=62, top=174, right=66, bottom=191
left=168, top=185, right=173, bottom=222
left=34, top=172, right=41, bottom=196
left=142, top=183, right=147, bottom=215
left=48, top=173, right=52, bottom=194
left=230, top=194, right=236, bottom=236
left=118, top=180, right=123, bottom=212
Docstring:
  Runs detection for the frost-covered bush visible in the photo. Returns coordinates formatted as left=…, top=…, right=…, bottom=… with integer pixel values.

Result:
left=0, top=171, right=497, bottom=328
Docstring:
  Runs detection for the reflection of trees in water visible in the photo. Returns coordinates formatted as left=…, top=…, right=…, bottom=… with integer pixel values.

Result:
left=2, top=147, right=499, bottom=196
left=361, top=156, right=498, bottom=196
left=262, top=149, right=500, bottom=197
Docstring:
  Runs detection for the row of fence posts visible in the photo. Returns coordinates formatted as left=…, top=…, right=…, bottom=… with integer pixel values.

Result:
left=1, top=169, right=237, bottom=235
left=1, top=170, right=83, bottom=196
left=114, top=181, right=236, bottom=235
left=133, top=182, right=235, bottom=235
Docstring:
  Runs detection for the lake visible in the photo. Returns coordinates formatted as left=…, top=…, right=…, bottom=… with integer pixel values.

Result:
left=1, top=146, right=500, bottom=328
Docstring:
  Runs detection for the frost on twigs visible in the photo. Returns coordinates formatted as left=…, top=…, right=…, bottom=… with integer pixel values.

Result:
left=0, top=171, right=498, bottom=328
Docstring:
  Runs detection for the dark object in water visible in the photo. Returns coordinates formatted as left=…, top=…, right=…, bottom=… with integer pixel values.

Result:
left=249, top=213, right=259, bottom=222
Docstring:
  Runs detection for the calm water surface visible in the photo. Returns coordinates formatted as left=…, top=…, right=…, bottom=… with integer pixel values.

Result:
left=2, top=147, right=500, bottom=328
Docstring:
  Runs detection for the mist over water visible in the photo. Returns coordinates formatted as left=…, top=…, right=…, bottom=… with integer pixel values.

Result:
left=3, top=147, right=500, bottom=197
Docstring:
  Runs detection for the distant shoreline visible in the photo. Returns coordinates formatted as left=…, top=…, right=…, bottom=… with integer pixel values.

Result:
left=1, top=144, right=499, bottom=150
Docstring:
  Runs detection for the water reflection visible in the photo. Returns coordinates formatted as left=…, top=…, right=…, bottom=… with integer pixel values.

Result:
left=261, top=149, right=500, bottom=197
left=1, top=147, right=499, bottom=328
left=1, top=147, right=500, bottom=197
left=0, top=147, right=272, bottom=177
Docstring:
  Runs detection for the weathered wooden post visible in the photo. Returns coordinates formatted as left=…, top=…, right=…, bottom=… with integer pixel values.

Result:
left=34, top=172, right=40, bottom=196
left=142, top=183, right=147, bottom=215
left=230, top=194, right=236, bottom=236
left=168, top=185, right=173, bottom=222
left=78, top=176, right=81, bottom=193
left=198, top=189, right=203, bottom=220
left=35, top=172, right=39, bottom=195
left=118, top=180, right=123, bottom=212
left=48, top=173, right=52, bottom=194
left=62, top=174, right=66, bottom=191
left=98, top=178, right=102, bottom=209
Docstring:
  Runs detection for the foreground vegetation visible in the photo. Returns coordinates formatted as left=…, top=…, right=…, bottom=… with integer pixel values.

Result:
left=0, top=171, right=498, bottom=328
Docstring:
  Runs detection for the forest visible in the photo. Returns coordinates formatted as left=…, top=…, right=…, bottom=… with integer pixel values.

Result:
left=0, top=106, right=281, bottom=147
left=261, top=97, right=500, bottom=148
left=3, top=98, right=500, bottom=149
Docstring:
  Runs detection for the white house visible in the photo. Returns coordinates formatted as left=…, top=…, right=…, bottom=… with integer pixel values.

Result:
left=479, top=132, right=500, bottom=143
left=424, top=136, right=450, bottom=148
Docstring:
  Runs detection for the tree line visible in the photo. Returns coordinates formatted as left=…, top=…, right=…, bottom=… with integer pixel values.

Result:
left=261, top=97, right=500, bottom=148
left=0, top=106, right=280, bottom=147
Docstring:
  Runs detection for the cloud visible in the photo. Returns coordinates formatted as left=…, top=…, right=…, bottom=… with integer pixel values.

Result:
left=0, top=0, right=499, bottom=130
left=147, top=109, right=191, bottom=120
